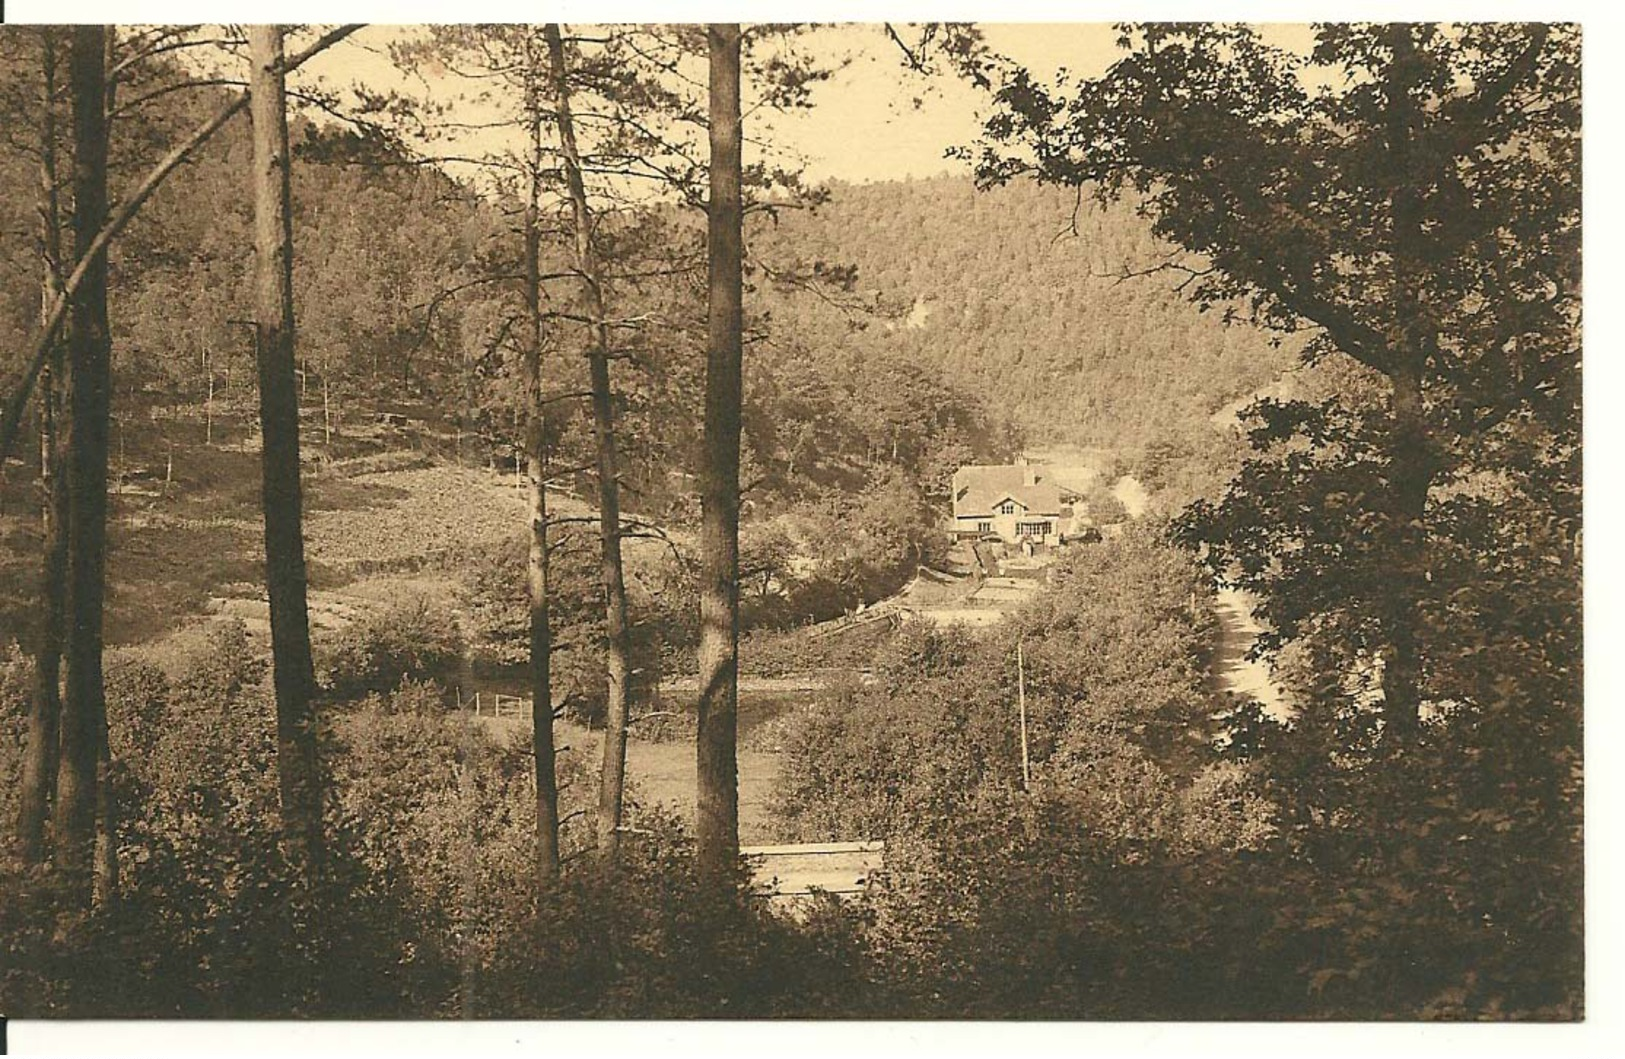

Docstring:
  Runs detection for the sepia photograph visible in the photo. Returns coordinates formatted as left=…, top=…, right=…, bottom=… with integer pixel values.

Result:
left=0, top=7, right=1593, bottom=1044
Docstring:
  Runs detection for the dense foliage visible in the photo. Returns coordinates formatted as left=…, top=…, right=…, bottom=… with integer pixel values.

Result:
left=318, top=594, right=465, bottom=701
left=967, top=20, right=1583, bottom=1017
left=749, top=174, right=1301, bottom=461
left=774, top=522, right=1577, bottom=1017
left=0, top=633, right=876, bottom=1017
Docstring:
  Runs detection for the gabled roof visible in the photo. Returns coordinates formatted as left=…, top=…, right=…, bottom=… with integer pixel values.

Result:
left=952, top=464, right=1065, bottom=517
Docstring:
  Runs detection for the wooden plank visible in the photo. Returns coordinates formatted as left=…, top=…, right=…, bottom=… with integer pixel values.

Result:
left=742, top=840, right=882, bottom=856
left=741, top=840, right=884, bottom=899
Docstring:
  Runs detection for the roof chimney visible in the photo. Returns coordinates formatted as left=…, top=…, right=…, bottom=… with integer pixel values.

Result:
left=1024, top=462, right=1038, bottom=487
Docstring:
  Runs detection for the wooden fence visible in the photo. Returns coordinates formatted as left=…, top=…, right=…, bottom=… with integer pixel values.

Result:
left=455, top=688, right=533, bottom=719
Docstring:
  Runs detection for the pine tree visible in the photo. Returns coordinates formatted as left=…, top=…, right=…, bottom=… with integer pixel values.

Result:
left=695, top=21, right=744, bottom=881
left=52, top=23, right=114, bottom=905
left=249, top=24, right=324, bottom=878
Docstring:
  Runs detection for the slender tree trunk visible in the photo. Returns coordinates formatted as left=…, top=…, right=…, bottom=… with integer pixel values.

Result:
left=205, top=344, right=215, bottom=446
left=523, top=64, right=560, bottom=886
left=527, top=433, right=560, bottom=883
left=696, top=23, right=744, bottom=881
left=543, top=23, right=634, bottom=862
left=52, top=24, right=114, bottom=904
left=93, top=31, right=121, bottom=907
left=22, top=362, right=68, bottom=865
left=19, top=27, right=67, bottom=864
left=1379, top=25, right=1435, bottom=740
left=249, top=25, right=324, bottom=877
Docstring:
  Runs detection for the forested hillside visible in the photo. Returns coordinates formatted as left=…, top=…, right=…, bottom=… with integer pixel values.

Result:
left=750, top=175, right=1302, bottom=460
left=2, top=87, right=1295, bottom=651
left=0, top=65, right=496, bottom=450
left=5, top=101, right=1290, bottom=521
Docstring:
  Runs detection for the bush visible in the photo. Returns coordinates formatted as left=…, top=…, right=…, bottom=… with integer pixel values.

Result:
left=769, top=526, right=1304, bottom=1015
left=323, top=449, right=433, bottom=479
left=0, top=635, right=878, bottom=1019
left=0, top=624, right=422, bottom=1017
left=451, top=536, right=627, bottom=727
left=739, top=618, right=894, bottom=678
left=320, top=595, right=464, bottom=702
left=768, top=519, right=1581, bottom=1018
left=0, top=643, right=33, bottom=855
left=327, top=680, right=877, bottom=1018
left=0, top=580, right=889, bottom=1018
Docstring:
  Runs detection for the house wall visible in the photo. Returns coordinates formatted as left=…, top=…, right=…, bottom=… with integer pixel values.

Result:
left=954, top=511, right=1057, bottom=543
left=953, top=515, right=994, bottom=538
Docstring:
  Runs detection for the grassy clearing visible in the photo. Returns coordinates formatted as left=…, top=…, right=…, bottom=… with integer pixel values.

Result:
left=0, top=424, right=562, bottom=649
left=475, top=714, right=785, bottom=844
left=2, top=420, right=827, bottom=845
left=304, top=465, right=563, bottom=573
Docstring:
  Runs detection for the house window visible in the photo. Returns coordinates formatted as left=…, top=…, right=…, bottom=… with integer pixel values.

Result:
left=1017, top=521, right=1049, bottom=537
left=977, top=522, right=992, bottom=534
left=999, top=501, right=1017, bottom=515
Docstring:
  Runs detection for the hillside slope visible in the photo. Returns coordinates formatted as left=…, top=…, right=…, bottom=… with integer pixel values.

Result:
left=752, top=175, right=1300, bottom=458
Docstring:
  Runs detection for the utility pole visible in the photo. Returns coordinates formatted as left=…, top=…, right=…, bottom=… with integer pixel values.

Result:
left=1017, top=639, right=1031, bottom=790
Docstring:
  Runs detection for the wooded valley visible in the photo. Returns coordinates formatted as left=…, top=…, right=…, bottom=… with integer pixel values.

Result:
left=0, top=22, right=1582, bottom=1024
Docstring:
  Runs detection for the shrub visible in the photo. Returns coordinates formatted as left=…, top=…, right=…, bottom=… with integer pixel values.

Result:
left=323, top=449, right=433, bottom=479
left=739, top=618, right=894, bottom=679
left=0, top=625, right=417, bottom=1017
left=0, top=643, right=32, bottom=853
left=0, top=592, right=876, bottom=1019
left=768, top=525, right=1297, bottom=1015
left=320, top=595, right=464, bottom=702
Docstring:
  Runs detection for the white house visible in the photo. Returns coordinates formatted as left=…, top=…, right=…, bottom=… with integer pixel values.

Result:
left=950, top=458, right=1083, bottom=547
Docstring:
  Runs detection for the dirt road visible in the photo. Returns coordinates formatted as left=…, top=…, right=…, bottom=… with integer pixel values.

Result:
left=1211, top=587, right=1291, bottom=721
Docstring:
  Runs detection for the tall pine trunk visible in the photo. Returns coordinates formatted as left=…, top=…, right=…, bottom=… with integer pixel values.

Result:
left=52, top=24, right=114, bottom=904
left=249, top=25, right=324, bottom=877
left=543, top=23, right=634, bottom=862
left=523, top=65, right=560, bottom=886
left=19, top=27, right=67, bottom=864
left=695, top=23, right=744, bottom=881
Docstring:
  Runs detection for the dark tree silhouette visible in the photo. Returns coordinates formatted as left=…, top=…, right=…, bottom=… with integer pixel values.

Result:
left=695, top=22, right=744, bottom=880
left=52, top=23, right=115, bottom=905
left=18, top=26, right=67, bottom=865
left=524, top=34, right=560, bottom=885
left=249, top=24, right=324, bottom=877
left=542, top=23, right=635, bottom=862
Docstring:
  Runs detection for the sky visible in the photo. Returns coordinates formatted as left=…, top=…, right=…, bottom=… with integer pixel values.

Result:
left=283, top=23, right=1318, bottom=188
left=283, top=24, right=1132, bottom=187
left=751, top=23, right=1130, bottom=183
left=777, top=23, right=1319, bottom=183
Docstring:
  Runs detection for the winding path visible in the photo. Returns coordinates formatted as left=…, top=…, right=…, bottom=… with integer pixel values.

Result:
left=1211, top=587, right=1292, bottom=721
